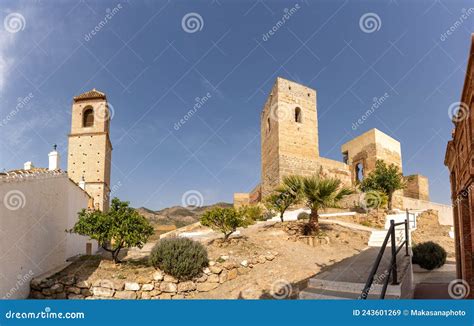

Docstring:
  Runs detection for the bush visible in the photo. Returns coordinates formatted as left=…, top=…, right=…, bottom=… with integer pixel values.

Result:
left=149, top=237, right=208, bottom=280
left=412, top=241, right=447, bottom=270
left=297, top=212, right=310, bottom=220
left=239, top=205, right=264, bottom=221
left=200, top=207, right=253, bottom=241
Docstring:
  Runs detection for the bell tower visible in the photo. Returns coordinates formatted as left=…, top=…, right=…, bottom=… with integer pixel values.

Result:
left=67, top=89, right=112, bottom=211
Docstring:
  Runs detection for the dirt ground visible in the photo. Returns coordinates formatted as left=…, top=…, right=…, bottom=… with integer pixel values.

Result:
left=195, top=221, right=370, bottom=299
left=55, top=220, right=370, bottom=299
left=411, top=210, right=455, bottom=258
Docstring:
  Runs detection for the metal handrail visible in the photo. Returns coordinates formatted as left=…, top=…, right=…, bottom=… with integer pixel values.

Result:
left=359, top=209, right=411, bottom=299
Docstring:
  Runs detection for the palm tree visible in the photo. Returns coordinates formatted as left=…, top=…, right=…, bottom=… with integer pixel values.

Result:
left=264, top=175, right=303, bottom=222
left=302, top=175, right=353, bottom=232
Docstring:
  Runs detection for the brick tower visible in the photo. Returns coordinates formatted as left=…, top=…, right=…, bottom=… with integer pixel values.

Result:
left=67, top=89, right=112, bottom=212
left=260, top=77, right=319, bottom=198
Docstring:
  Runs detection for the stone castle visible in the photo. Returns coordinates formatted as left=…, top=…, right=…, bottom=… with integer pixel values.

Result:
left=67, top=89, right=112, bottom=212
left=234, top=77, right=430, bottom=207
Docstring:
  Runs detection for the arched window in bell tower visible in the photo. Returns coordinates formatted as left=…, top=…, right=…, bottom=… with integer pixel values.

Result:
left=83, top=107, right=94, bottom=127
left=295, top=107, right=302, bottom=123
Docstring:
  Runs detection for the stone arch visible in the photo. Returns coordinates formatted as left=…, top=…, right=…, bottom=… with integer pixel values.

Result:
left=83, top=106, right=94, bottom=127
left=295, top=107, right=302, bottom=123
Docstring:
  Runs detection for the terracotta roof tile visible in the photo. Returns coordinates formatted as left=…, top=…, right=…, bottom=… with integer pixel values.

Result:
left=73, top=89, right=106, bottom=102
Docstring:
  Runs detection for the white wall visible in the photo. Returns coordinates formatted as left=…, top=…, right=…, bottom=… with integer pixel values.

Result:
left=0, top=173, right=98, bottom=299
left=401, top=196, right=453, bottom=226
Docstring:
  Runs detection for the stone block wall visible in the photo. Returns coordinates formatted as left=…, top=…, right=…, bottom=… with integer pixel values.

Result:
left=404, top=174, right=429, bottom=201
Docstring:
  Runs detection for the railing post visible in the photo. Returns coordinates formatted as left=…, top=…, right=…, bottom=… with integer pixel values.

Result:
left=405, top=209, right=410, bottom=256
left=390, top=220, right=398, bottom=285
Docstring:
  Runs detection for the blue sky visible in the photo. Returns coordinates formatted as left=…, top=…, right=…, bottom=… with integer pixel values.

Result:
left=0, top=0, right=472, bottom=209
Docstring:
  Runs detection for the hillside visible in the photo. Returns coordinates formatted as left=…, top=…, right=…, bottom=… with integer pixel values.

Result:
left=135, top=202, right=232, bottom=228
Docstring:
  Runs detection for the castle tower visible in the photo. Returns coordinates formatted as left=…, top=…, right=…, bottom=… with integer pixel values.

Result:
left=261, top=77, right=319, bottom=197
left=67, top=89, right=112, bottom=212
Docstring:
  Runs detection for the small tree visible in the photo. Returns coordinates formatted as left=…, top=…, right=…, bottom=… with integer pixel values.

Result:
left=360, top=160, right=405, bottom=210
left=264, top=175, right=303, bottom=222
left=302, top=175, right=353, bottom=233
left=200, top=207, right=252, bottom=241
left=70, top=198, right=154, bottom=263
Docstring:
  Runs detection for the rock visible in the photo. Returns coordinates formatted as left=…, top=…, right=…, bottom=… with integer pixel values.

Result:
left=207, top=274, right=219, bottom=283
left=114, top=291, right=137, bottom=299
left=51, top=283, right=64, bottom=293
left=92, top=287, right=114, bottom=297
left=30, top=290, right=44, bottom=299
left=42, top=288, right=54, bottom=296
left=67, top=287, right=81, bottom=295
left=209, top=261, right=216, bottom=266
left=124, top=282, right=140, bottom=291
left=99, top=279, right=123, bottom=290
left=265, top=254, right=275, bottom=261
left=219, top=270, right=228, bottom=283
left=30, top=279, right=42, bottom=290
left=258, top=255, right=267, bottom=264
left=164, top=275, right=178, bottom=283
left=40, top=279, right=55, bottom=288
left=76, top=281, right=90, bottom=289
left=196, top=282, right=219, bottom=292
left=153, top=271, right=164, bottom=281
left=220, top=255, right=229, bottom=261
left=177, top=281, right=196, bottom=292
left=143, top=289, right=161, bottom=299
left=160, top=293, right=172, bottom=299
left=227, top=268, right=238, bottom=280
left=60, top=275, right=76, bottom=286
left=172, top=294, right=184, bottom=299
left=141, top=283, right=154, bottom=291
left=81, top=289, right=92, bottom=296
left=68, top=294, right=85, bottom=299
left=237, top=267, right=249, bottom=275
left=56, top=292, right=67, bottom=299
left=160, top=282, right=177, bottom=293
left=141, top=292, right=152, bottom=299
left=196, top=274, right=208, bottom=283
left=240, top=260, right=248, bottom=267
left=210, top=266, right=223, bottom=274
left=203, top=267, right=211, bottom=275
left=222, top=261, right=238, bottom=270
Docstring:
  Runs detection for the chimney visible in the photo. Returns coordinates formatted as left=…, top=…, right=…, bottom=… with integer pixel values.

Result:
left=48, top=144, right=60, bottom=171
left=24, top=161, right=33, bottom=170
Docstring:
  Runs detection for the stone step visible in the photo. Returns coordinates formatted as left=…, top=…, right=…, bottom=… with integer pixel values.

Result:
left=299, top=285, right=400, bottom=300
left=307, top=278, right=400, bottom=297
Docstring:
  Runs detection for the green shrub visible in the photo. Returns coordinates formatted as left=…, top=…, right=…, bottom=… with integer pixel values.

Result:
left=297, top=212, right=310, bottom=220
left=149, top=238, right=208, bottom=280
left=412, top=241, right=447, bottom=270
left=200, top=207, right=253, bottom=241
left=239, top=205, right=264, bottom=221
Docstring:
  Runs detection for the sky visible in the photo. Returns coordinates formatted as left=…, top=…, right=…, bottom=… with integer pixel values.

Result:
left=0, top=0, right=472, bottom=209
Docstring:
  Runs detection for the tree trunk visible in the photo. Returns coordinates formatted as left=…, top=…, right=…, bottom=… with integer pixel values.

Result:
left=223, top=232, right=231, bottom=242
left=112, top=248, right=122, bottom=264
left=280, top=212, right=284, bottom=222
left=388, top=192, right=393, bottom=211
left=309, top=209, right=319, bottom=232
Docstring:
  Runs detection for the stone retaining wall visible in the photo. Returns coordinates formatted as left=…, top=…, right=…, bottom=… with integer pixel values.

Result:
left=29, top=253, right=278, bottom=300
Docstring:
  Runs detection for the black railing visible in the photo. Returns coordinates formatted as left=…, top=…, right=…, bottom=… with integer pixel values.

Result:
left=359, top=209, right=411, bottom=299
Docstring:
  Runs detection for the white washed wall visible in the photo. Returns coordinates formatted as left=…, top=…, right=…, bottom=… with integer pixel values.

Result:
left=0, top=173, right=98, bottom=299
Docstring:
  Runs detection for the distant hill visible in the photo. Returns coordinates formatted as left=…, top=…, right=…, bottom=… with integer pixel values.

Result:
left=135, top=202, right=232, bottom=228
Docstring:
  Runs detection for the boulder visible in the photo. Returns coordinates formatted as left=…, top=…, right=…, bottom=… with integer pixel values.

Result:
left=30, top=279, right=42, bottom=290
left=141, top=283, right=154, bottom=291
left=219, top=270, right=228, bottom=283
left=210, top=266, right=223, bottom=274
left=177, top=281, right=196, bottom=292
left=51, top=283, right=64, bottom=293
left=240, top=260, right=248, bottom=267
left=207, top=274, right=219, bottom=283
left=203, top=267, right=211, bottom=275
left=196, top=282, right=219, bottom=292
left=76, top=280, right=91, bottom=289
left=164, top=275, right=178, bottom=283
left=153, top=271, right=164, bottom=281
left=196, top=274, right=208, bottom=283
left=227, top=268, right=238, bottom=280
left=160, top=282, right=177, bottom=293
left=124, top=282, right=140, bottom=291
left=92, top=287, right=114, bottom=297
left=67, top=287, right=81, bottom=295
left=59, top=275, right=76, bottom=286
left=114, top=291, right=137, bottom=299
